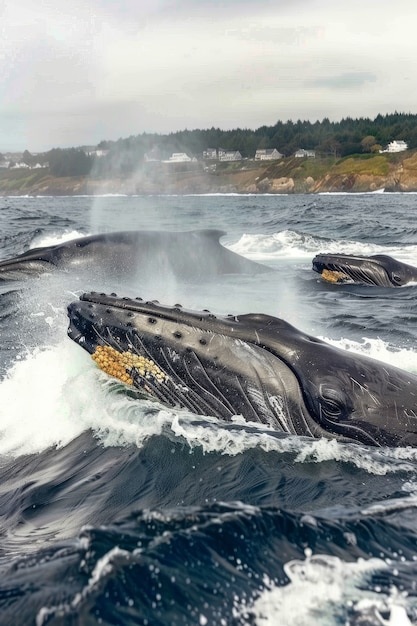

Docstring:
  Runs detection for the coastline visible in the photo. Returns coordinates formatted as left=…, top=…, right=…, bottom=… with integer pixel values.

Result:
left=2, top=151, right=417, bottom=196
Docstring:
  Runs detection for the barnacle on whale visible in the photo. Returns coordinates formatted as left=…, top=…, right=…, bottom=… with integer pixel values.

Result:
left=92, top=345, right=168, bottom=386
left=321, top=269, right=349, bottom=284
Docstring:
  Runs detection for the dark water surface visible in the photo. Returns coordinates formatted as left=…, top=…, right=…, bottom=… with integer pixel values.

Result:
left=0, top=193, right=417, bottom=625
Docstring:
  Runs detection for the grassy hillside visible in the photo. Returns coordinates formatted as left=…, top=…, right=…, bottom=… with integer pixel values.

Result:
left=0, top=169, right=50, bottom=192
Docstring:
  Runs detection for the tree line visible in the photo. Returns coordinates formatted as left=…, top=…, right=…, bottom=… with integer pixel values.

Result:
left=24, top=112, right=417, bottom=177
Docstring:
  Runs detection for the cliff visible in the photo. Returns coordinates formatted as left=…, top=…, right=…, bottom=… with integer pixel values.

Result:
left=2, top=151, right=417, bottom=195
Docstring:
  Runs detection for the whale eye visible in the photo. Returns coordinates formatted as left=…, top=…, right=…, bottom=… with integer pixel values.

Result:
left=318, top=386, right=351, bottom=421
left=391, top=273, right=402, bottom=285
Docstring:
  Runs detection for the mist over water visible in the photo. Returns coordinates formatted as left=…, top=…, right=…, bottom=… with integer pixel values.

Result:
left=0, top=193, right=417, bottom=624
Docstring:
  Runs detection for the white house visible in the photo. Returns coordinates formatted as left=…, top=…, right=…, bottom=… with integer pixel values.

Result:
left=294, top=149, right=316, bottom=158
left=10, top=162, right=30, bottom=169
left=380, top=140, right=408, bottom=153
left=167, top=152, right=192, bottom=163
left=203, top=148, right=217, bottom=160
left=254, top=148, right=283, bottom=161
left=85, top=148, right=109, bottom=158
left=218, top=150, right=242, bottom=162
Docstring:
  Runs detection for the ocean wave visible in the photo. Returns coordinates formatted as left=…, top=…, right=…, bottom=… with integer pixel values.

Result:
left=29, top=229, right=89, bottom=248
left=0, top=337, right=416, bottom=478
left=228, top=230, right=417, bottom=265
left=320, top=335, right=417, bottom=374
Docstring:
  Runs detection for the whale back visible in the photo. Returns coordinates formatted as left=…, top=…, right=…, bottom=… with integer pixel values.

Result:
left=0, top=230, right=271, bottom=281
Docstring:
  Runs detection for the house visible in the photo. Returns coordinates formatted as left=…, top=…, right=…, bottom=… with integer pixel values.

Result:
left=203, top=148, right=217, bottom=160
left=380, top=140, right=408, bottom=153
left=167, top=152, right=192, bottom=163
left=85, top=148, right=109, bottom=158
left=294, top=149, right=316, bottom=158
left=254, top=148, right=283, bottom=161
left=218, top=150, right=242, bottom=162
left=10, top=162, right=30, bottom=169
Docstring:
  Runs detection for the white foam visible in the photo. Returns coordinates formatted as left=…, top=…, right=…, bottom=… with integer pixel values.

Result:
left=227, top=231, right=417, bottom=266
left=321, top=336, right=417, bottom=375
left=0, top=340, right=90, bottom=456
left=293, top=438, right=417, bottom=474
left=229, top=231, right=324, bottom=260
left=29, top=229, right=88, bottom=249
left=249, top=553, right=413, bottom=626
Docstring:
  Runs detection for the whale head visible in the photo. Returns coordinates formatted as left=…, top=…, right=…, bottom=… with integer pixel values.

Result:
left=312, top=253, right=417, bottom=287
left=67, top=292, right=417, bottom=447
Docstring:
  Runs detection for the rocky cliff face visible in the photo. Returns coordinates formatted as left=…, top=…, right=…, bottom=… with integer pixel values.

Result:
left=2, top=152, right=417, bottom=195
left=309, top=153, right=417, bottom=193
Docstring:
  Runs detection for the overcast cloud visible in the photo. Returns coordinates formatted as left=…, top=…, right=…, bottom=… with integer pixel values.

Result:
left=1, top=0, right=416, bottom=151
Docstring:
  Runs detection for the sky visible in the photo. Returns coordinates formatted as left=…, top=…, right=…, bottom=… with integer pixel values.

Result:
left=1, top=0, right=417, bottom=152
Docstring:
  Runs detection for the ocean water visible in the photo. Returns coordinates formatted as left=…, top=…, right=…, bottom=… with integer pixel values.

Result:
left=0, top=193, right=417, bottom=624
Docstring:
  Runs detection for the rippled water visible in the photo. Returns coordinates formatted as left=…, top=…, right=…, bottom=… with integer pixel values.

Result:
left=0, top=192, right=417, bottom=625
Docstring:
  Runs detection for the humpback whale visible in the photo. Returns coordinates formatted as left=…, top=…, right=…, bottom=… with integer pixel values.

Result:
left=0, top=230, right=270, bottom=281
left=312, top=253, right=417, bottom=287
left=67, top=292, right=417, bottom=448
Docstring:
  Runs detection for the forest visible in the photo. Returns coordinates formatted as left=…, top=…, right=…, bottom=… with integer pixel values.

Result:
left=36, top=112, right=417, bottom=177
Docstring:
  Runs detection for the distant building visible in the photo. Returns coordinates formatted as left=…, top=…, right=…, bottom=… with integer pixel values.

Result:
left=203, top=148, right=217, bottom=160
left=85, top=148, right=109, bottom=158
left=166, top=152, right=192, bottom=163
left=218, top=149, right=242, bottom=162
left=255, top=148, right=283, bottom=161
left=294, top=149, right=316, bottom=158
left=8, top=161, right=48, bottom=169
left=10, top=162, right=30, bottom=169
left=380, top=140, right=408, bottom=153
